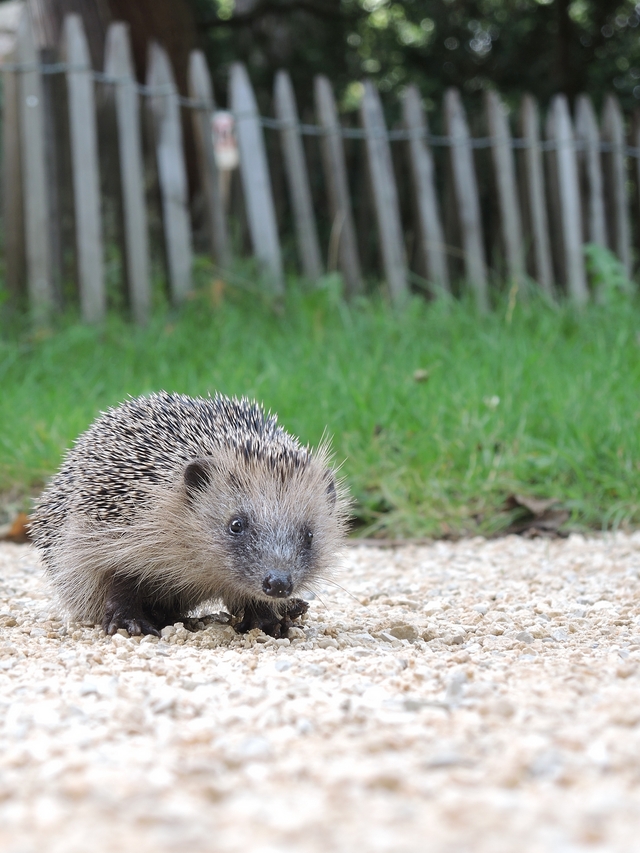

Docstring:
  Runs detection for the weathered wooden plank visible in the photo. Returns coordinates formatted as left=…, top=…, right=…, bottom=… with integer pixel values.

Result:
left=401, top=84, right=449, bottom=294
left=105, top=22, right=151, bottom=324
left=230, top=62, right=283, bottom=294
left=635, top=111, right=640, bottom=261
left=2, top=54, right=25, bottom=306
left=188, top=50, right=230, bottom=271
left=545, top=95, right=588, bottom=303
left=485, top=89, right=525, bottom=285
left=519, top=95, right=554, bottom=294
left=40, top=46, right=63, bottom=303
left=15, top=10, right=53, bottom=320
left=314, top=74, right=362, bottom=296
left=147, top=41, right=193, bottom=303
left=601, top=93, right=632, bottom=276
left=274, top=69, right=323, bottom=281
left=62, top=14, right=105, bottom=323
left=360, top=80, right=408, bottom=304
left=574, top=94, right=607, bottom=248
left=444, top=88, right=488, bottom=310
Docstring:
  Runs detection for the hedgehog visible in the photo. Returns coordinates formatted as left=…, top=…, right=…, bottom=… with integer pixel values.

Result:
left=30, top=392, right=350, bottom=638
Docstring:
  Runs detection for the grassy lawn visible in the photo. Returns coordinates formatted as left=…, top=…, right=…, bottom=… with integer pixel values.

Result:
left=1, top=270, right=639, bottom=537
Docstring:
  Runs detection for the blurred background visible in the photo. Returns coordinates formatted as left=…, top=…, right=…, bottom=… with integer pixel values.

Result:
left=0, top=0, right=639, bottom=542
left=2, top=0, right=637, bottom=112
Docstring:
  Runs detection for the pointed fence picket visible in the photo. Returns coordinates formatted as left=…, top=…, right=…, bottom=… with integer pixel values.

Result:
left=361, top=79, right=408, bottom=304
left=546, top=95, right=588, bottom=304
left=188, top=50, right=230, bottom=271
left=402, top=84, right=449, bottom=294
left=63, top=14, right=105, bottom=323
left=2, top=51, right=24, bottom=306
left=314, top=74, right=362, bottom=297
left=485, top=90, right=525, bottom=286
left=147, top=41, right=193, bottom=304
left=602, top=94, right=632, bottom=277
left=635, top=112, right=640, bottom=230
left=519, top=95, right=554, bottom=295
left=15, top=11, right=53, bottom=321
left=575, top=95, right=607, bottom=249
left=444, top=88, right=488, bottom=311
left=2, top=11, right=640, bottom=323
left=274, top=70, right=323, bottom=281
left=104, top=22, right=150, bottom=324
left=230, top=62, right=284, bottom=294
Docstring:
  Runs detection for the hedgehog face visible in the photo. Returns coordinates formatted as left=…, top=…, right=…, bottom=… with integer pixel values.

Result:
left=183, top=452, right=345, bottom=608
left=221, top=509, right=316, bottom=602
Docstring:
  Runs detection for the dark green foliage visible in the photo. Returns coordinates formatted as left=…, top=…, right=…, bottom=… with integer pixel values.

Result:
left=192, top=0, right=640, bottom=115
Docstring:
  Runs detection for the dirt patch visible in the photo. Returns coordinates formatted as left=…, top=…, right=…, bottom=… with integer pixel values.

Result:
left=1, top=534, right=640, bottom=852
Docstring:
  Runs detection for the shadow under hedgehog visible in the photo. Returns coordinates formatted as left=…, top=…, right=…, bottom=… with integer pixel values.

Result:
left=30, top=392, right=350, bottom=638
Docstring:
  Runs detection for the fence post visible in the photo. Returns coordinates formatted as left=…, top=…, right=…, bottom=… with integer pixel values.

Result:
left=62, top=14, right=105, bottom=323
left=314, top=74, right=362, bottom=296
left=444, top=88, right=488, bottom=311
left=147, top=42, right=193, bottom=303
left=274, top=69, right=323, bottom=281
left=105, top=22, right=151, bottom=324
left=188, top=50, right=230, bottom=270
left=519, top=95, right=554, bottom=295
left=40, top=46, right=65, bottom=302
left=545, top=95, right=588, bottom=303
left=601, top=93, right=632, bottom=277
left=485, top=90, right=525, bottom=285
left=360, top=80, right=408, bottom=304
left=401, top=84, right=449, bottom=294
left=575, top=94, right=607, bottom=248
left=230, top=62, right=284, bottom=294
left=2, top=53, right=24, bottom=306
left=635, top=111, right=640, bottom=258
left=15, top=10, right=53, bottom=321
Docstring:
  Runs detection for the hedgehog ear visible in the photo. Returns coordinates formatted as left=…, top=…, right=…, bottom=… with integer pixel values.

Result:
left=326, top=477, right=337, bottom=511
left=184, top=458, right=212, bottom=497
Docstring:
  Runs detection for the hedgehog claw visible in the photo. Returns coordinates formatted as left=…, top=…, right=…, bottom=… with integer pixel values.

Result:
left=284, top=598, right=309, bottom=622
left=103, top=614, right=162, bottom=638
left=234, top=597, right=309, bottom=637
left=103, top=574, right=164, bottom=637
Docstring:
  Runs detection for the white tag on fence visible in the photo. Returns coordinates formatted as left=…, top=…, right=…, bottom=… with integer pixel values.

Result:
left=212, top=110, right=239, bottom=170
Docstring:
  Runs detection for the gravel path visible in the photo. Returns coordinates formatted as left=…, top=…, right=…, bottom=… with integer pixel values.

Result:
left=1, top=534, right=640, bottom=853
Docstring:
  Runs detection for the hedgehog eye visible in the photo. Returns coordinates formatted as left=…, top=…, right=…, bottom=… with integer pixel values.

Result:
left=228, top=517, right=246, bottom=535
left=302, top=528, right=314, bottom=549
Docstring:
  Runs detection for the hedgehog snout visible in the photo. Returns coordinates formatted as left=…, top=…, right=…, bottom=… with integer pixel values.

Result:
left=262, top=571, right=293, bottom=598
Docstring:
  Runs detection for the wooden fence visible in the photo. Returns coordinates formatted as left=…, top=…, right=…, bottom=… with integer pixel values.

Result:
left=2, top=11, right=639, bottom=323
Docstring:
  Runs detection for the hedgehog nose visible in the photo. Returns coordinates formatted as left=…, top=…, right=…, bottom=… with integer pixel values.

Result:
left=262, top=572, right=293, bottom=598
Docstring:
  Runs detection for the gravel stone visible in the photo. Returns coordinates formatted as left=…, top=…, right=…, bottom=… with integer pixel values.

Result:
left=1, top=533, right=640, bottom=852
left=387, top=624, right=419, bottom=641
left=516, top=631, right=535, bottom=644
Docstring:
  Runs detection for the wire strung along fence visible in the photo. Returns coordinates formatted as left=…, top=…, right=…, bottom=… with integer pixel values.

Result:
left=1, top=11, right=639, bottom=324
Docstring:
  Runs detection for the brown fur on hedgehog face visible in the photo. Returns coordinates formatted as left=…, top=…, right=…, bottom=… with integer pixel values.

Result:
left=179, top=443, right=346, bottom=613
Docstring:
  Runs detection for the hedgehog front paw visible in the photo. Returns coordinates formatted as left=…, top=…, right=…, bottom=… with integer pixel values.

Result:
left=234, top=598, right=309, bottom=638
left=234, top=601, right=283, bottom=637
left=103, top=610, right=162, bottom=637
left=284, top=598, right=309, bottom=622
left=103, top=573, right=163, bottom=637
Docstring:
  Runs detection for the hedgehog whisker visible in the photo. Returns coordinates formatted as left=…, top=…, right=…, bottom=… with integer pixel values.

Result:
left=304, top=588, right=331, bottom=614
left=307, top=577, right=360, bottom=605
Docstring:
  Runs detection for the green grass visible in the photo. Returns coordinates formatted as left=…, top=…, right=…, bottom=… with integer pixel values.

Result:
left=1, top=269, right=639, bottom=537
